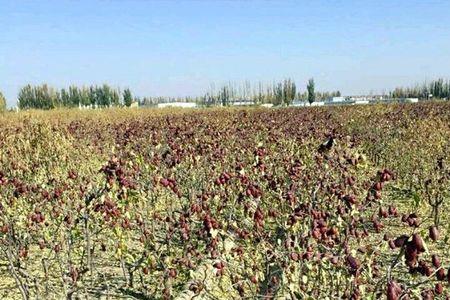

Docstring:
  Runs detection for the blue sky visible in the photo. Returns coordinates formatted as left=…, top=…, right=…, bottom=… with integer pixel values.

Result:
left=1, top=0, right=450, bottom=106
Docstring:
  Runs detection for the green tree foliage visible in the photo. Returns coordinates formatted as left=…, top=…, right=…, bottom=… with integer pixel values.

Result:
left=13, top=78, right=450, bottom=110
left=14, top=79, right=344, bottom=109
left=18, top=84, right=58, bottom=110
left=123, top=88, right=133, bottom=107
left=390, top=78, right=450, bottom=100
left=184, top=78, right=339, bottom=106
left=60, top=88, right=69, bottom=107
left=0, top=90, right=6, bottom=111
left=17, top=84, right=125, bottom=110
left=255, top=82, right=265, bottom=104
left=307, top=78, right=315, bottom=104
left=273, top=82, right=284, bottom=106
left=282, top=78, right=296, bottom=106
left=196, top=79, right=301, bottom=106
left=219, top=86, right=230, bottom=106
left=111, top=89, right=120, bottom=106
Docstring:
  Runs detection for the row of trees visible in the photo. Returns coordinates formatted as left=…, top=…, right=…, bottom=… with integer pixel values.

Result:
left=204, top=79, right=299, bottom=106
left=390, top=78, right=450, bottom=100
left=6, top=78, right=449, bottom=111
left=0, top=91, right=6, bottom=111
left=139, top=96, right=200, bottom=106
left=7, top=79, right=338, bottom=110
left=200, top=78, right=341, bottom=106
left=16, top=84, right=135, bottom=110
left=139, top=78, right=339, bottom=107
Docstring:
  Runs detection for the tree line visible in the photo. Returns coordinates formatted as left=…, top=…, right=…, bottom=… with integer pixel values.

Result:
left=140, top=78, right=338, bottom=107
left=5, top=79, right=331, bottom=110
left=194, top=78, right=341, bottom=106
left=2, top=78, right=449, bottom=111
left=16, top=84, right=135, bottom=110
left=390, top=78, right=450, bottom=100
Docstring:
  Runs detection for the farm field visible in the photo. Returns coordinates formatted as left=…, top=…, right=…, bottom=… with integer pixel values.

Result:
left=0, top=103, right=450, bottom=299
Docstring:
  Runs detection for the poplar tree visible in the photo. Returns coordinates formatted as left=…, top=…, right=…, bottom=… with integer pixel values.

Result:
left=0, top=90, right=6, bottom=111
left=123, top=88, right=133, bottom=107
left=307, top=78, right=315, bottom=104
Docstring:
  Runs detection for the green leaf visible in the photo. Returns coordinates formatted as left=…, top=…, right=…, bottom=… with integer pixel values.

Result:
left=412, top=192, right=421, bottom=208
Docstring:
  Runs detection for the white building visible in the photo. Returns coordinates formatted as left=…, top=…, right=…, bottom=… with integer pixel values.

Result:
left=157, top=102, right=197, bottom=108
left=292, top=101, right=307, bottom=107
left=260, top=103, right=274, bottom=108
left=231, top=100, right=255, bottom=106
left=354, top=100, right=370, bottom=105
left=129, top=101, right=139, bottom=108
left=329, top=96, right=346, bottom=103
